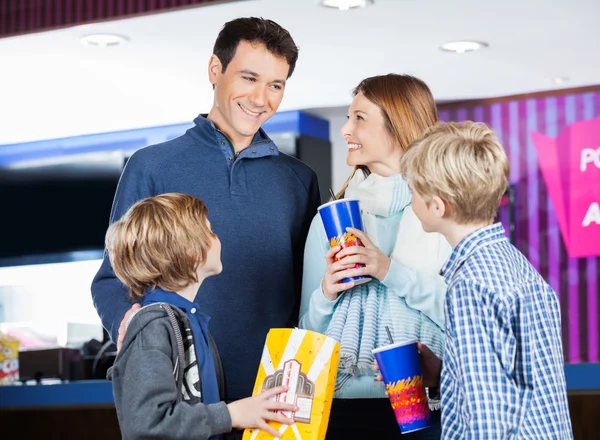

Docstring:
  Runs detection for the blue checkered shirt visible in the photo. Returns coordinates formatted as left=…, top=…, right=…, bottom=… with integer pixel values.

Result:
left=440, top=223, right=572, bottom=439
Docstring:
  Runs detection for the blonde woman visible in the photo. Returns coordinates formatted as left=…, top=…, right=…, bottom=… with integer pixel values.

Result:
left=299, top=74, right=451, bottom=439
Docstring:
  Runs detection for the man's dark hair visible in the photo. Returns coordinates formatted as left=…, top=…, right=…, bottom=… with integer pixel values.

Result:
left=213, top=17, right=299, bottom=78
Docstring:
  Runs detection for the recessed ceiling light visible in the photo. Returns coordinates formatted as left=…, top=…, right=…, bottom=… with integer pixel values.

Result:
left=80, top=33, right=129, bottom=47
left=319, top=0, right=374, bottom=11
left=553, top=76, right=569, bottom=84
left=440, top=40, right=488, bottom=54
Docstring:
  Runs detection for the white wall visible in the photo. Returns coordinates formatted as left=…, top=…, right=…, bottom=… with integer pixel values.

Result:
left=307, top=106, right=353, bottom=193
left=0, top=260, right=104, bottom=347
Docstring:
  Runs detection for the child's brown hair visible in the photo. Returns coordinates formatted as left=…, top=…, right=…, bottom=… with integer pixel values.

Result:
left=105, top=193, right=214, bottom=299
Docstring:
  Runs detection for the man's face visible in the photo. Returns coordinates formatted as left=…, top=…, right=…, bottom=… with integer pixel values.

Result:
left=208, top=40, right=289, bottom=144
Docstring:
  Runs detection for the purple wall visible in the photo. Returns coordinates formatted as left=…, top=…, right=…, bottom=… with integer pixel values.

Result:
left=438, top=89, right=600, bottom=364
left=0, top=0, right=225, bottom=38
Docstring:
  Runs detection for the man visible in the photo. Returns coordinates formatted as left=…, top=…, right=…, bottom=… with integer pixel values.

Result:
left=91, top=17, right=321, bottom=417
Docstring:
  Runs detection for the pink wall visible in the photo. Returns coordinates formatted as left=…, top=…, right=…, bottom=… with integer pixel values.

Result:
left=438, top=88, right=600, bottom=364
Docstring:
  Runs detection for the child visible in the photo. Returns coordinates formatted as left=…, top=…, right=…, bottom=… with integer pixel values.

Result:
left=399, top=121, right=573, bottom=439
left=105, top=193, right=296, bottom=440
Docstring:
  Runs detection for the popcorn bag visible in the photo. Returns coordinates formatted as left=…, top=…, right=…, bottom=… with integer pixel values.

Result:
left=243, top=328, right=340, bottom=440
left=0, top=332, right=20, bottom=385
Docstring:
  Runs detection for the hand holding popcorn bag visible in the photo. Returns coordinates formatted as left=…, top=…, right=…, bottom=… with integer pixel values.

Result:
left=243, top=328, right=340, bottom=440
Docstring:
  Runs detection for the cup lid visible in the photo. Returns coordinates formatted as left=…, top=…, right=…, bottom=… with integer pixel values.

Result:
left=317, top=198, right=360, bottom=211
left=371, top=338, right=418, bottom=354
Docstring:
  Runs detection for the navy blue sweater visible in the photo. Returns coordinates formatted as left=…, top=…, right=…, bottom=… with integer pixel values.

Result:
left=92, top=115, right=321, bottom=400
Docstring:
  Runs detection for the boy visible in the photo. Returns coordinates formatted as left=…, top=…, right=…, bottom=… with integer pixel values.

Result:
left=399, top=121, right=573, bottom=439
left=105, top=193, right=297, bottom=440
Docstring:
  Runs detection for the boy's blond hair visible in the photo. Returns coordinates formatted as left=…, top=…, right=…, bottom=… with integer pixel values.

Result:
left=105, top=193, right=214, bottom=299
left=401, top=121, right=509, bottom=224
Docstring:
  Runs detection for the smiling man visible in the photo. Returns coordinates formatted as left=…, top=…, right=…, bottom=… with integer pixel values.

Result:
left=91, top=17, right=321, bottom=433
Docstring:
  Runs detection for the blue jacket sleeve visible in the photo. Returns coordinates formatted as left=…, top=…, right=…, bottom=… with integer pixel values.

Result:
left=298, top=215, right=342, bottom=334
left=90, top=151, right=158, bottom=343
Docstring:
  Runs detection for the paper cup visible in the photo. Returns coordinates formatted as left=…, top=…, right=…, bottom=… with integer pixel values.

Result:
left=318, top=198, right=371, bottom=285
left=372, top=339, right=430, bottom=434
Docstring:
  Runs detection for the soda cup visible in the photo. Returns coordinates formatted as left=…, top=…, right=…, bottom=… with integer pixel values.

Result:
left=372, top=339, right=430, bottom=434
left=318, top=199, right=370, bottom=285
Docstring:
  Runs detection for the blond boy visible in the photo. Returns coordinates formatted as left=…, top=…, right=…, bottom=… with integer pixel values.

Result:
left=400, top=121, right=573, bottom=439
left=105, top=193, right=296, bottom=440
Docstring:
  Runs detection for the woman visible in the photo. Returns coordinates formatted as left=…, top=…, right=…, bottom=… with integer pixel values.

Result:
left=299, top=74, right=451, bottom=439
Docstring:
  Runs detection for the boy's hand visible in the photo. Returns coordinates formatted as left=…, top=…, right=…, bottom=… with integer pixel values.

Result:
left=373, top=360, right=383, bottom=382
left=373, top=342, right=442, bottom=388
left=227, top=386, right=298, bottom=438
left=417, top=342, right=442, bottom=388
left=117, top=303, right=141, bottom=351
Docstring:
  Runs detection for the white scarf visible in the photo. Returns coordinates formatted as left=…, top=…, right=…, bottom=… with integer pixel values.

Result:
left=345, top=171, right=447, bottom=277
left=327, top=171, right=449, bottom=392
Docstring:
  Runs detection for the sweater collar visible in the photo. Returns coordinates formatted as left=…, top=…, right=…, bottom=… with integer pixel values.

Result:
left=188, top=113, right=278, bottom=156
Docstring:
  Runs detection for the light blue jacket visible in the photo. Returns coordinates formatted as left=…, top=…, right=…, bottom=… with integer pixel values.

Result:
left=299, top=212, right=447, bottom=398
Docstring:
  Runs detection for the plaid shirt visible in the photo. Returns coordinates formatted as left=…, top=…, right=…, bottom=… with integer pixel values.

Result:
left=440, top=223, right=572, bottom=439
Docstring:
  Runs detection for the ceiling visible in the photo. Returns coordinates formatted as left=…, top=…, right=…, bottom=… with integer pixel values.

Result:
left=0, top=0, right=598, bottom=145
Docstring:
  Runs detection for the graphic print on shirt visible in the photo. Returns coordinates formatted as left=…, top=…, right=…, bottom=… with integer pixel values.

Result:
left=181, top=326, right=202, bottom=401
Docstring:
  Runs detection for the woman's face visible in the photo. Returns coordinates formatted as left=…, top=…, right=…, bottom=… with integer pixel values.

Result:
left=340, top=91, right=401, bottom=176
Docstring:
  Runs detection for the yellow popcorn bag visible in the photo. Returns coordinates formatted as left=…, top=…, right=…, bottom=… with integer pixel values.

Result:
left=0, top=332, right=20, bottom=385
left=243, top=328, right=340, bottom=440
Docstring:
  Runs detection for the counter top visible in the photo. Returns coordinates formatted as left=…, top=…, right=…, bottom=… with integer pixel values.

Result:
left=0, top=379, right=113, bottom=409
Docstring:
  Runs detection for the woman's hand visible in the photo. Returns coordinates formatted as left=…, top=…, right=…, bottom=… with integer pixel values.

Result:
left=333, top=227, right=391, bottom=281
left=321, top=245, right=357, bottom=300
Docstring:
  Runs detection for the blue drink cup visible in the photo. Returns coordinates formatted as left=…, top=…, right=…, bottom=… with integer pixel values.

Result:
left=318, top=198, right=371, bottom=286
left=372, top=339, right=431, bottom=434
